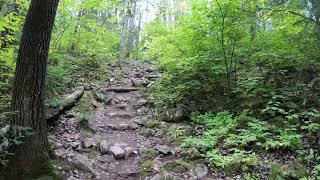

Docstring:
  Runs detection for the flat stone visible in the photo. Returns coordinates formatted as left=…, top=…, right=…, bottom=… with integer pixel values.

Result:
left=109, top=145, right=126, bottom=159
left=137, top=98, right=148, bottom=106
left=118, top=169, right=138, bottom=177
left=155, top=145, right=172, bottom=155
left=113, top=142, right=129, bottom=147
left=106, top=124, right=118, bottom=130
left=108, top=112, right=134, bottom=119
left=119, top=123, right=130, bottom=130
left=129, top=122, right=140, bottom=130
left=133, top=117, right=148, bottom=126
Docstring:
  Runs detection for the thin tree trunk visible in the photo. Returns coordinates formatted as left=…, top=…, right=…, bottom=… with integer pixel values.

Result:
left=118, top=0, right=128, bottom=63
left=135, top=10, right=142, bottom=62
left=5, top=0, right=60, bottom=178
left=125, top=0, right=137, bottom=63
left=71, top=9, right=84, bottom=51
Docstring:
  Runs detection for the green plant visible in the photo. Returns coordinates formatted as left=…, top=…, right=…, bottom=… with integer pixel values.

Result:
left=78, top=113, right=92, bottom=130
left=0, top=125, right=32, bottom=167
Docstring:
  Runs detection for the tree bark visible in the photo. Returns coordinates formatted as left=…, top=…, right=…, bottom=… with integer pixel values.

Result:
left=125, top=0, right=137, bottom=63
left=5, top=0, right=60, bottom=178
left=135, top=10, right=142, bottom=61
left=118, top=0, right=128, bottom=63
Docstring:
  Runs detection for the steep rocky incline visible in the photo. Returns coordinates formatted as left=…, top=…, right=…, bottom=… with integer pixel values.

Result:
left=49, top=62, right=213, bottom=180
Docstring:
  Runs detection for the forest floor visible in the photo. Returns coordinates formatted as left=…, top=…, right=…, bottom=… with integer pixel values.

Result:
left=48, top=62, right=213, bottom=180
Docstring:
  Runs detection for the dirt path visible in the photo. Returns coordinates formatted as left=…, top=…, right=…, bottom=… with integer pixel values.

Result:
left=49, top=63, right=212, bottom=180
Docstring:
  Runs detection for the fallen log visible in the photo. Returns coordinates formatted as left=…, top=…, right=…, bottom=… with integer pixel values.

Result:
left=46, top=87, right=84, bottom=123
left=104, top=87, right=140, bottom=92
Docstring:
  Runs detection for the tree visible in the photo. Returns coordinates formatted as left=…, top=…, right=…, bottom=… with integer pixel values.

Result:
left=125, top=0, right=137, bottom=62
left=5, top=0, right=60, bottom=178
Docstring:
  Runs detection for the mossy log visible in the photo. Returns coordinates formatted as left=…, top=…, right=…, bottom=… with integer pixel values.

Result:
left=46, top=87, right=84, bottom=122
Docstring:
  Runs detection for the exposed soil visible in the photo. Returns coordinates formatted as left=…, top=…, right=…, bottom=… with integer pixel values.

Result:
left=48, top=62, right=212, bottom=180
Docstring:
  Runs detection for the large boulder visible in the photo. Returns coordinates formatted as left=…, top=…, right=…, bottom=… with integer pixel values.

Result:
left=160, top=108, right=186, bottom=123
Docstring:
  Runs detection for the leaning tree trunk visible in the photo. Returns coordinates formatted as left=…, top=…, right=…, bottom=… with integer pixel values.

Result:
left=5, top=0, right=60, bottom=178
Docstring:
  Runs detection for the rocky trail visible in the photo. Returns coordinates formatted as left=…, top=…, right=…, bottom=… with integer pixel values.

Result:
left=48, top=63, right=212, bottom=180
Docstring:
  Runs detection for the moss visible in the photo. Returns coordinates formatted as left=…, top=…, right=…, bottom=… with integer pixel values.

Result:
left=141, top=148, right=159, bottom=161
left=144, top=120, right=161, bottom=129
left=139, top=160, right=155, bottom=177
left=76, top=91, right=93, bottom=113
left=162, top=160, right=192, bottom=174
left=88, top=147, right=98, bottom=158
left=2, top=153, right=63, bottom=180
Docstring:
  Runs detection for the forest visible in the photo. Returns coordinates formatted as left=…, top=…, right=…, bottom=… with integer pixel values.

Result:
left=0, top=0, right=319, bottom=179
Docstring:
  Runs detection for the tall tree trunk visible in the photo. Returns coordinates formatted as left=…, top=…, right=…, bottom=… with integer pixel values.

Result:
left=118, top=0, right=128, bottom=63
left=135, top=10, right=142, bottom=62
left=125, top=0, right=137, bottom=63
left=5, top=0, right=60, bottom=178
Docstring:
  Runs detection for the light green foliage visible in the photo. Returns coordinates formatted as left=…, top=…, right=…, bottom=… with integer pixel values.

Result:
left=181, top=111, right=305, bottom=176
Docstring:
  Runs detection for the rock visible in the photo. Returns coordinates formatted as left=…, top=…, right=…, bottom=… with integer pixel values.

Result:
left=92, top=90, right=113, bottom=105
left=155, top=145, right=172, bottom=155
left=162, top=161, right=192, bottom=174
left=108, top=112, right=134, bottom=119
left=119, top=123, right=130, bottom=130
left=90, top=100, right=99, bottom=108
left=281, top=161, right=307, bottom=179
left=160, top=108, right=185, bottom=122
left=124, top=147, right=137, bottom=158
left=113, top=142, right=129, bottom=147
left=132, top=78, right=150, bottom=87
left=161, top=171, right=182, bottom=180
left=137, top=98, right=148, bottom=106
left=61, top=165, right=72, bottom=172
left=191, top=164, right=208, bottom=179
left=140, top=128, right=154, bottom=138
left=134, top=72, right=143, bottom=78
left=116, top=103, right=128, bottom=110
left=82, top=138, right=96, bottom=148
left=118, top=169, right=138, bottom=177
left=65, top=113, right=75, bottom=118
left=109, top=145, right=126, bottom=159
left=106, top=123, right=118, bottom=130
left=73, top=154, right=95, bottom=175
left=70, top=142, right=80, bottom=149
left=145, top=120, right=161, bottom=129
left=129, top=122, right=140, bottom=130
left=179, top=148, right=204, bottom=160
left=100, top=140, right=109, bottom=154
left=150, top=174, right=161, bottom=180
left=145, top=66, right=155, bottom=73
left=133, top=117, right=148, bottom=126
